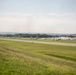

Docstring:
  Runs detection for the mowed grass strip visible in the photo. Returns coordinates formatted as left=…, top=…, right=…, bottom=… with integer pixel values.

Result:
left=14, top=37, right=76, bottom=43
left=1, top=37, right=76, bottom=43
left=0, top=40, right=76, bottom=75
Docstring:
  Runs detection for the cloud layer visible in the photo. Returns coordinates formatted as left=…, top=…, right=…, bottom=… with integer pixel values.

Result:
left=0, top=13, right=76, bottom=33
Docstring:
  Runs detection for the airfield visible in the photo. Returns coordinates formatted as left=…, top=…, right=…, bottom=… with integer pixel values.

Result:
left=0, top=38, right=76, bottom=75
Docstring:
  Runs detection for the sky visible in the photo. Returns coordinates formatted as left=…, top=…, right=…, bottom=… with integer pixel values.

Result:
left=0, top=0, right=76, bottom=34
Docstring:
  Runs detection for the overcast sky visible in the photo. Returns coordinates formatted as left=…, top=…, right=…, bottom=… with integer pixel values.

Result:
left=0, top=0, right=76, bottom=34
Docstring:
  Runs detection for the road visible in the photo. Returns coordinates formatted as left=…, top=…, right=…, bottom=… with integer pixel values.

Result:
left=0, top=38, right=76, bottom=46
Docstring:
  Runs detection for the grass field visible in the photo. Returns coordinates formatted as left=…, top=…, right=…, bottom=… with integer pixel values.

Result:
left=0, top=40, right=76, bottom=75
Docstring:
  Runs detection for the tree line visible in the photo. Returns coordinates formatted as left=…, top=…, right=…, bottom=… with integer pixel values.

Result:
left=0, top=33, right=76, bottom=38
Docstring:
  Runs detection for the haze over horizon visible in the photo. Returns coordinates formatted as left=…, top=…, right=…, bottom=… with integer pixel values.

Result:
left=0, top=0, right=76, bottom=34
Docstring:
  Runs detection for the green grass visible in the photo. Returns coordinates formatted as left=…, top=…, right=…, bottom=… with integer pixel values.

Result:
left=46, top=54, right=76, bottom=62
left=0, top=40, right=76, bottom=75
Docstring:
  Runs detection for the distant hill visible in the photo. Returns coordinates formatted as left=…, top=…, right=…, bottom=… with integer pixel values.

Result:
left=0, top=32, right=16, bottom=34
